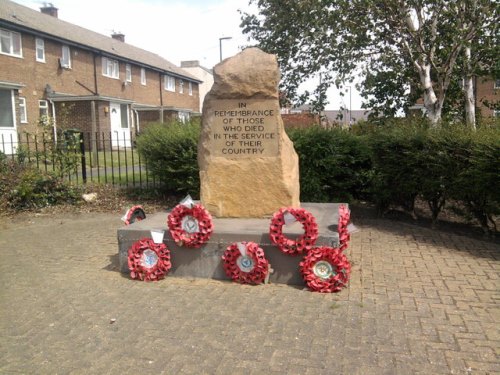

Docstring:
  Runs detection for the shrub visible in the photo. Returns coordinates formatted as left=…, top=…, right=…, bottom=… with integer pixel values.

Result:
left=0, top=157, right=79, bottom=212
left=287, top=126, right=372, bottom=202
left=136, top=121, right=200, bottom=197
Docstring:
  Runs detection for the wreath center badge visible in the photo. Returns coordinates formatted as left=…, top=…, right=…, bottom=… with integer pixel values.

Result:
left=167, top=195, right=214, bottom=248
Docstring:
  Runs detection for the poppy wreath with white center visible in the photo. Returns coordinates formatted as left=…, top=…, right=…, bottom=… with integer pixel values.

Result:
left=300, top=246, right=351, bottom=293
left=167, top=203, right=213, bottom=248
left=124, top=205, right=146, bottom=225
left=222, top=242, right=269, bottom=285
left=127, top=238, right=172, bottom=282
left=338, top=204, right=351, bottom=251
left=269, top=207, right=319, bottom=256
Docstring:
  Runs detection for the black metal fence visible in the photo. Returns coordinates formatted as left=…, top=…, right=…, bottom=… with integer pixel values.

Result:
left=0, top=131, right=159, bottom=188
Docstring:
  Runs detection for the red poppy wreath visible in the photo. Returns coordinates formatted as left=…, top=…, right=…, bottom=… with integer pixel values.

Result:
left=269, top=207, right=319, bottom=256
left=167, top=203, right=213, bottom=248
left=122, top=205, right=146, bottom=225
left=300, top=246, right=351, bottom=293
left=338, top=204, right=351, bottom=251
left=127, top=238, right=172, bottom=281
left=222, top=242, right=269, bottom=285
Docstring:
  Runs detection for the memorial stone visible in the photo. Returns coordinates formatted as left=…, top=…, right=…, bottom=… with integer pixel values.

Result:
left=198, top=48, right=300, bottom=217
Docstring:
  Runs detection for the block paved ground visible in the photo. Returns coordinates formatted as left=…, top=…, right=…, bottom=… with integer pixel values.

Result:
left=0, top=210, right=498, bottom=374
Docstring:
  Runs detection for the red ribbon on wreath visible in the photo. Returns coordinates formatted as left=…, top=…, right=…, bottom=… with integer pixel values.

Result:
left=300, top=246, right=351, bottom=293
left=338, top=204, right=351, bottom=251
left=269, top=207, right=319, bottom=256
left=167, top=203, right=213, bottom=248
left=127, top=238, right=172, bottom=281
left=122, top=205, right=146, bottom=225
left=222, top=241, right=269, bottom=285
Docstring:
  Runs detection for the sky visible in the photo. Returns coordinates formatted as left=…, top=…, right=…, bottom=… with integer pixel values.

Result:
left=13, top=0, right=363, bottom=110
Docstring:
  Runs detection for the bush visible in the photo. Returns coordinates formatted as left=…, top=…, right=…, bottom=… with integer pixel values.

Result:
left=0, top=157, right=79, bottom=212
left=136, top=121, right=200, bottom=197
left=287, top=126, right=372, bottom=202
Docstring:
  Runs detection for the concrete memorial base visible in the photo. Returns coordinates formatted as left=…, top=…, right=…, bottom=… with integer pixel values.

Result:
left=118, top=203, right=345, bottom=285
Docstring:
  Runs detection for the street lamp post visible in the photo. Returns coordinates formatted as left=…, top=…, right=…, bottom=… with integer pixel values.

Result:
left=345, top=86, right=352, bottom=127
left=219, top=36, right=232, bottom=62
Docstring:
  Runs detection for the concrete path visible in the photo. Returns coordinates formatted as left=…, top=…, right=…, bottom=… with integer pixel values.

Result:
left=0, top=211, right=498, bottom=374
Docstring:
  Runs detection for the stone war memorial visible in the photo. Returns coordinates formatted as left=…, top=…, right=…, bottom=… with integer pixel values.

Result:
left=118, top=48, right=354, bottom=292
left=198, top=47, right=299, bottom=218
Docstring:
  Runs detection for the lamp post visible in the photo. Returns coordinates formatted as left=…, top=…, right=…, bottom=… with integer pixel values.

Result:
left=345, top=86, right=352, bottom=127
left=219, top=36, right=232, bottom=62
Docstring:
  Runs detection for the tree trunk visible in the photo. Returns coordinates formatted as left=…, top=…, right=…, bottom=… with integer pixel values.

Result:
left=418, top=63, right=442, bottom=126
left=464, top=47, right=476, bottom=129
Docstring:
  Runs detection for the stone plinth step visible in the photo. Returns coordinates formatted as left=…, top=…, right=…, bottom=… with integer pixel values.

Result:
left=117, top=203, right=344, bottom=285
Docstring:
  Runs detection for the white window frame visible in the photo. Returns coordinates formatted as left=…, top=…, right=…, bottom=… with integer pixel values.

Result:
left=102, top=57, right=119, bottom=79
left=39, top=100, right=48, bottom=118
left=35, top=38, right=45, bottom=62
left=179, top=80, right=184, bottom=94
left=0, top=89, right=17, bottom=128
left=0, top=28, right=22, bottom=58
left=19, top=97, right=27, bottom=123
left=141, top=68, right=146, bottom=85
left=165, top=75, right=175, bottom=92
left=60, top=45, right=71, bottom=68
left=188, top=82, right=193, bottom=96
left=125, top=63, right=132, bottom=82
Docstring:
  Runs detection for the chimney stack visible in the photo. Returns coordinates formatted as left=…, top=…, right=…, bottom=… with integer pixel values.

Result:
left=111, top=32, right=125, bottom=42
left=40, top=3, right=58, bottom=18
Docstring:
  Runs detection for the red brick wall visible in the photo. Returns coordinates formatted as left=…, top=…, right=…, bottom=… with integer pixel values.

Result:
left=0, top=27, right=200, bottom=134
left=476, top=77, right=499, bottom=117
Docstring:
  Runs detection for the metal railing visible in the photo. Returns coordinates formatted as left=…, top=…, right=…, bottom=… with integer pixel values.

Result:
left=0, top=131, right=158, bottom=188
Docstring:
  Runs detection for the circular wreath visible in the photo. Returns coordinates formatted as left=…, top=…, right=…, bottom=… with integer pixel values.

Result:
left=123, top=205, right=146, bottom=225
left=300, top=246, right=351, bottom=293
left=222, top=241, right=269, bottom=285
left=167, top=203, right=213, bottom=248
left=338, top=204, right=351, bottom=251
left=127, top=238, right=172, bottom=281
left=269, top=207, right=319, bottom=256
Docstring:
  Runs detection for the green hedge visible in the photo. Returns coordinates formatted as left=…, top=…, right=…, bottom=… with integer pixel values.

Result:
left=136, top=121, right=200, bottom=197
left=135, top=119, right=499, bottom=234
left=287, top=126, right=372, bottom=202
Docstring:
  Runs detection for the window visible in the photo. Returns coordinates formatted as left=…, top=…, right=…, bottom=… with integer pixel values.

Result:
left=0, top=28, right=22, bottom=57
left=0, top=90, right=15, bottom=127
left=125, top=64, right=132, bottom=82
left=495, top=79, right=500, bottom=89
left=19, top=97, right=27, bottom=123
left=165, top=75, right=175, bottom=92
left=188, top=82, right=193, bottom=96
left=141, top=68, right=146, bottom=85
left=179, top=80, right=184, bottom=94
left=60, top=45, right=71, bottom=68
left=120, top=104, right=129, bottom=128
left=102, top=57, right=119, bottom=79
left=39, top=100, right=48, bottom=117
left=35, top=38, right=45, bottom=62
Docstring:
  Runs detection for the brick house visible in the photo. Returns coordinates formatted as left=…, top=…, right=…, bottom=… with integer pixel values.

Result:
left=0, top=0, right=201, bottom=153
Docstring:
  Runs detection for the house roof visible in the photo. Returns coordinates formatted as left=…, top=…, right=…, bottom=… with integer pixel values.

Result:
left=0, top=0, right=200, bottom=83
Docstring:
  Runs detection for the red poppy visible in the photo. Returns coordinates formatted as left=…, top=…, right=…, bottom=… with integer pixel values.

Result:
left=338, top=204, right=351, bottom=251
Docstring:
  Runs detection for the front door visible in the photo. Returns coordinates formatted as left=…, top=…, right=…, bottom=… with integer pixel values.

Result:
left=110, top=102, right=131, bottom=148
left=0, top=89, right=19, bottom=155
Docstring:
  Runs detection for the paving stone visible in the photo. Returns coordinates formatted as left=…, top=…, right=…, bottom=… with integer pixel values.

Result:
left=0, top=212, right=498, bottom=374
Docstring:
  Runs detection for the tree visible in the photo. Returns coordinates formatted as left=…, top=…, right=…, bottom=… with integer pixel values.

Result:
left=240, top=0, right=498, bottom=126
